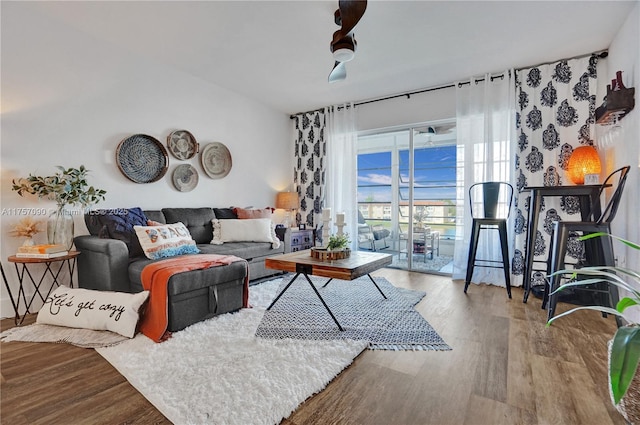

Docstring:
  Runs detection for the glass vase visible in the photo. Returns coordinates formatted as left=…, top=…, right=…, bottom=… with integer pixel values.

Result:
left=47, top=207, right=74, bottom=250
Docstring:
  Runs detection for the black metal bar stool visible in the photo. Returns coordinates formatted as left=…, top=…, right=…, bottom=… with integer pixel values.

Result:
left=544, top=166, right=630, bottom=323
left=464, top=182, right=514, bottom=298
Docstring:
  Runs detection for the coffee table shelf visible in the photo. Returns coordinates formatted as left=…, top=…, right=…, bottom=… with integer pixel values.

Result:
left=265, top=250, right=393, bottom=331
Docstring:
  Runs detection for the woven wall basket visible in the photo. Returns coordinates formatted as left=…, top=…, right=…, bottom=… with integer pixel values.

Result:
left=116, top=134, right=169, bottom=183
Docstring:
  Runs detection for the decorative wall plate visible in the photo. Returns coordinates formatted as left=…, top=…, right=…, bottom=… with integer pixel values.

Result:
left=167, top=130, right=198, bottom=160
left=116, top=134, right=169, bottom=183
left=172, top=164, right=199, bottom=192
left=200, top=142, right=232, bottom=179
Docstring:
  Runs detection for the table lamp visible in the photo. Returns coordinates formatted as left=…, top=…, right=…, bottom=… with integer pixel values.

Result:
left=567, top=145, right=601, bottom=184
left=276, top=192, right=299, bottom=228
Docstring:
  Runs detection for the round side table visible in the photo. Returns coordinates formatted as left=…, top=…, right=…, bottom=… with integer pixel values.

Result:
left=5, top=251, right=80, bottom=325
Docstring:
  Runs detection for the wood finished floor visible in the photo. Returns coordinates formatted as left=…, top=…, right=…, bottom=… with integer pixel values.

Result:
left=1, top=268, right=625, bottom=425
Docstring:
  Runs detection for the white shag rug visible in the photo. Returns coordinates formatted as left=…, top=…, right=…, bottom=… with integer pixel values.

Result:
left=0, top=323, right=128, bottom=348
left=96, top=278, right=367, bottom=425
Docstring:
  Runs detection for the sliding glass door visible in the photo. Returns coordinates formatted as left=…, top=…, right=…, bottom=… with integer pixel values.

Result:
left=357, top=121, right=457, bottom=274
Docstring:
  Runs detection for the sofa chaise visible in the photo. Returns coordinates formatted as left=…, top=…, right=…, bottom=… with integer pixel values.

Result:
left=74, top=207, right=290, bottom=332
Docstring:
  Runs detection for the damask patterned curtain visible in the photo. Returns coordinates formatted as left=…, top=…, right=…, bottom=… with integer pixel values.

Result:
left=293, top=109, right=327, bottom=231
left=511, top=55, right=599, bottom=287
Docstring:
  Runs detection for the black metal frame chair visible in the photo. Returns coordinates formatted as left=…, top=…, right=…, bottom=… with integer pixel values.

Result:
left=464, top=181, right=514, bottom=298
left=543, top=165, right=631, bottom=322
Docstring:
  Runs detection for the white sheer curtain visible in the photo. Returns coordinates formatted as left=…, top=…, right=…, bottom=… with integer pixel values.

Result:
left=452, top=72, right=517, bottom=287
left=325, top=103, right=358, bottom=250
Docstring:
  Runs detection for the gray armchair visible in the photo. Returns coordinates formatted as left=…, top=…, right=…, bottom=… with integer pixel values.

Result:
left=357, top=210, right=390, bottom=251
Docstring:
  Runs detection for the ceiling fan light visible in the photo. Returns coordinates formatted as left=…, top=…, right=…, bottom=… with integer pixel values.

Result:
left=333, top=47, right=355, bottom=62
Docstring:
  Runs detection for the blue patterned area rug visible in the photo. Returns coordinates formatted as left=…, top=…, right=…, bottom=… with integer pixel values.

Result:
left=255, top=274, right=451, bottom=351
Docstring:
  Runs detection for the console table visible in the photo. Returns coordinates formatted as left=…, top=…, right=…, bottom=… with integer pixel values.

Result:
left=288, top=228, right=314, bottom=252
left=5, top=251, right=80, bottom=325
left=521, top=185, right=606, bottom=303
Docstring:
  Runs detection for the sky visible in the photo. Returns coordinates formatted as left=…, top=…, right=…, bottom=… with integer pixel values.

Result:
left=357, top=146, right=457, bottom=203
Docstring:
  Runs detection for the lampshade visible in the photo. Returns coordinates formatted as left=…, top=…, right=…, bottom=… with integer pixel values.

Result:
left=567, top=146, right=602, bottom=184
left=276, top=192, right=299, bottom=210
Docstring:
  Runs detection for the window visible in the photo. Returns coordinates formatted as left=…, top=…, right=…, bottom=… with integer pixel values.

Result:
left=399, top=144, right=457, bottom=238
left=357, top=125, right=458, bottom=240
left=357, top=151, right=392, bottom=205
left=356, top=122, right=457, bottom=274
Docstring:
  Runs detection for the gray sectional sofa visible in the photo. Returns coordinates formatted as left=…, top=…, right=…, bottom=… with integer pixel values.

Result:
left=73, top=207, right=289, bottom=332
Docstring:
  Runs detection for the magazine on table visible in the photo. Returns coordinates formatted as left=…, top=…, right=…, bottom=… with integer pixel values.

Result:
left=17, top=244, right=66, bottom=254
left=15, top=250, right=69, bottom=259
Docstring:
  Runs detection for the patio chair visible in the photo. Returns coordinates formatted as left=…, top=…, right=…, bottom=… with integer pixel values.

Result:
left=357, top=210, right=390, bottom=251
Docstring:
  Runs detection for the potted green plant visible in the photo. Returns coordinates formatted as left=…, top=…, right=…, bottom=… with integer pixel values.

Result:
left=309, top=233, right=352, bottom=260
left=547, top=232, right=640, bottom=420
left=327, top=233, right=351, bottom=251
left=12, top=165, right=107, bottom=249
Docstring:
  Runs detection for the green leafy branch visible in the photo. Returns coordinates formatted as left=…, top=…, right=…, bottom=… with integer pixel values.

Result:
left=12, top=165, right=107, bottom=209
left=327, top=233, right=351, bottom=250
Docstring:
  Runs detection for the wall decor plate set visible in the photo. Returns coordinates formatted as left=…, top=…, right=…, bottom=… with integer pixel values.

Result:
left=115, top=130, right=232, bottom=192
left=200, top=142, right=232, bottom=179
left=167, top=130, right=198, bottom=160
left=116, top=134, right=169, bottom=184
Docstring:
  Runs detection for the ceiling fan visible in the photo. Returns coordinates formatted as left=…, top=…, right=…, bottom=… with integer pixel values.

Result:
left=415, top=124, right=457, bottom=147
left=416, top=124, right=456, bottom=135
left=328, top=0, right=367, bottom=83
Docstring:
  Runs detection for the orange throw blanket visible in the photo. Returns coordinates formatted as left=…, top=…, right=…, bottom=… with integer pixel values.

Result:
left=139, top=254, right=249, bottom=342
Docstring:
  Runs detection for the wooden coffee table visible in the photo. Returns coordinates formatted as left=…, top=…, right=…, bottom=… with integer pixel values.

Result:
left=264, top=250, right=393, bottom=331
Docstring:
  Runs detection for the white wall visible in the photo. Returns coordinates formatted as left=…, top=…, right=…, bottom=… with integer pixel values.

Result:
left=0, top=4, right=292, bottom=317
left=356, top=85, right=456, bottom=132
left=604, top=3, right=639, bottom=250
left=602, top=3, right=640, bottom=320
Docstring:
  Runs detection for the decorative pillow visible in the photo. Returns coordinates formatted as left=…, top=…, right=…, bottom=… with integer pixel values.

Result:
left=213, top=208, right=238, bottom=220
left=211, top=218, right=280, bottom=248
left=134, top=222, right=200, bottom=260
left=36, top=285, right=149, bottom=338
left=233, top=207, right=274, bottom=219
left=88, top=207, right=148, bottom=258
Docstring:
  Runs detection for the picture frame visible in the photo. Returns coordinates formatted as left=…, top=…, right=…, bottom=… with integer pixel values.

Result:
left=299, top=224, right=306, bottom=230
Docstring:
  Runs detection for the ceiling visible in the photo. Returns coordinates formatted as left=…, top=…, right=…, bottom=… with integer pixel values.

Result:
left=20, top=1, right=638, bottom=115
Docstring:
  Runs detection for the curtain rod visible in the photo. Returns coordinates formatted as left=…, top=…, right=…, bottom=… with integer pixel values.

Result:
left=288, top=83, right=454, bottom=119
left=289, top=50, right=608, bottom=119
left=523, top=49, right=607, bottom=73
left=457, top=72, right=507, bottom=88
